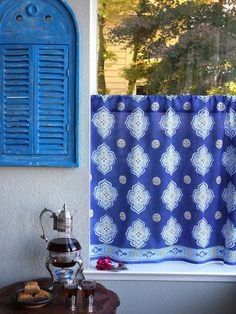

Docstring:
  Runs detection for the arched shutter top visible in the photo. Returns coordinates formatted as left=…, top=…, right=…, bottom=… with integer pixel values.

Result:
left=0, top=0, right=78, bottom=44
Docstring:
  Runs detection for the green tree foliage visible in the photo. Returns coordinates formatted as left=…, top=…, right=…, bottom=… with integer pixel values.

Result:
left=108, top=0, right=236, bottom=94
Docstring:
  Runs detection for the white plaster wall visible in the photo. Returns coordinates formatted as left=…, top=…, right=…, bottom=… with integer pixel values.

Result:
left=102, top=280, right=236, bottom=314
left=0, top=0, right=90, bottom=286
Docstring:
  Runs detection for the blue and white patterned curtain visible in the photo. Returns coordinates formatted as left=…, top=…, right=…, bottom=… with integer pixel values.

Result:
left=90, top=95, right=236, bottom=264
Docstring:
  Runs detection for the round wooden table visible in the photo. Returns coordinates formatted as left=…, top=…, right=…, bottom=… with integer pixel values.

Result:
left=0, top=278, right=120, bottom=313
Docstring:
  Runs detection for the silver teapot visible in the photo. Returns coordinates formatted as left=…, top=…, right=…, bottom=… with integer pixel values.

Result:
left=40, top=204, right=84, bottom=284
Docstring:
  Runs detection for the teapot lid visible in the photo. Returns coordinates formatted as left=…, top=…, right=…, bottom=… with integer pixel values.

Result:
left=57, top=204, right=73, bottom=233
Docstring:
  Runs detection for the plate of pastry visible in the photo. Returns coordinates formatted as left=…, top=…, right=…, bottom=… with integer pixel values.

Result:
left=12, top=281, right=54, bottom=308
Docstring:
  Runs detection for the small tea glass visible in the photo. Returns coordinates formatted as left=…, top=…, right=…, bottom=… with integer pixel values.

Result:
left=64, top=279, right=80, bottom=311
left=81, top=280, right=96, bottom=313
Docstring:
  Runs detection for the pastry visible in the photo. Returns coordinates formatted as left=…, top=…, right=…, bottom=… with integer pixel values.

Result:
left=24, top=281, right=40, bottom=293
left=34, top=289, right=50, bottom=301
left=18, top=292, right=34, bottom=302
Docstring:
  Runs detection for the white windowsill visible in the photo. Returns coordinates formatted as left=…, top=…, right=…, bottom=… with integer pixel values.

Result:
left=84, top=261, right=236, bottom=282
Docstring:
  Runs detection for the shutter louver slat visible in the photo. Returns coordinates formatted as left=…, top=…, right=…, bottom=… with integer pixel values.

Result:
left=35, top=46, right=68, bottom=155
left=3, top=46, right=32, bottom=155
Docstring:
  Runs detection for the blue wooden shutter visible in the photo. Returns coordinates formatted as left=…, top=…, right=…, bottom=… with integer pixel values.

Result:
left=35, top=45, right=68, bottom=155
left=1, top=45, right=33, bottom=155
left=0, top=0, right=79, bottom=167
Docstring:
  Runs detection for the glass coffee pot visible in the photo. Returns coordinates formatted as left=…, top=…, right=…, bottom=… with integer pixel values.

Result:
left=40, top=204, right=84, bottom=285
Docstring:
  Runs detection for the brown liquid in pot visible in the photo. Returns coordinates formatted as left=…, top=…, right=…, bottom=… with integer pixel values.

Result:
left=47, top=238, right=81, bottom=252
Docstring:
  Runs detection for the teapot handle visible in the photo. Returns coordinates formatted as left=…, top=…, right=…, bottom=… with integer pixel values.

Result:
left=39, top=208, right=57, bottom=242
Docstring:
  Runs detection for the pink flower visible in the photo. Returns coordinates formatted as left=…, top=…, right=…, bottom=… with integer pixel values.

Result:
left=96, top=257, right=113, bottom=270
left=96, top=257, right=126, bottom=271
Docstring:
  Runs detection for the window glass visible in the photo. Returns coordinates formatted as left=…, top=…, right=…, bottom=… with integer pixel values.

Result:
left=98, top=0, right=236, bottom=95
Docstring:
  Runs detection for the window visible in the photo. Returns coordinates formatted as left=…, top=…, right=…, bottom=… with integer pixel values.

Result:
left=90, top=1, right=236, bottom=267
left=0, top=0, right=80, bottom=167
left=97, top=0, right=236, bottom=95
